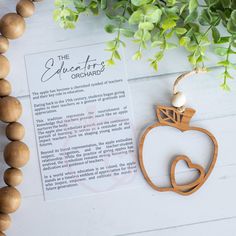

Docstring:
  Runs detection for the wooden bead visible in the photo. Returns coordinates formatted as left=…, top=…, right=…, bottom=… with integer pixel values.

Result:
left=0, top=36, right=9, bottom=54
left=0, top=213, right=11, bottom=231
left=0, top=96, right=22, bottom=123
left=0, top=55, right=10, bottom=78
left=0, top=79, right=11, bottom=97
left=4, top=141, right=30, bottom=168
left=0, top=187, right=21, bottom=213
left=17, top=0, right=35, bottom=18
left=6, top=122, right=25, bottom=141
left=4, top=168, right=23, bottom=186
left=0, top=13, right=25, bottom=39
left=171, top=92, right=186, bottom=108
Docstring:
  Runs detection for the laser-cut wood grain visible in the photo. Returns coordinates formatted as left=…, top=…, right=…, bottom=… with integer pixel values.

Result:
left=139, top=105, right=218, bottom=196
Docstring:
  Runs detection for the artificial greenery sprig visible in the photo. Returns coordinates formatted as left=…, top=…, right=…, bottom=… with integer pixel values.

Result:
left=53, top=0, right=236, bottom=90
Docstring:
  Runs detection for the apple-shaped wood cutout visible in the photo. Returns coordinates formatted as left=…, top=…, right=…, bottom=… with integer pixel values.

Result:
left=139, top=105, right=218, bottom=196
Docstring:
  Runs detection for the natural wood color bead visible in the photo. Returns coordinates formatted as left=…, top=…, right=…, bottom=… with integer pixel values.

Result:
left=0, top=213, right=11, bottom=232
left=0, top=55, right=10, bottom=78
left=4, top=168, right=23, bottom=186
left=0, top=96, right=22, bottom=123
left=0, top=187, right=21, bottom=213
left=4, top=141, right=30, bottom=168
left=0, top=13, right=25, bottom=39
left=0, top=79, right=11, bottom=97
left=17, top=0, right=35, bottom=18
left=6, top=122, right=25, bottom=141
left=0, top=36, right=9, bottom=54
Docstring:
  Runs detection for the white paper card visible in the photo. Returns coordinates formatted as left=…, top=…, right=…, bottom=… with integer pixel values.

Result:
left=25, top=43, right=139, bottom=200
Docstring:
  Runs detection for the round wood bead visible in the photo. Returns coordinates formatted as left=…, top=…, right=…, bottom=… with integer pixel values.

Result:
left=4, top=168, right=23, bottom=186
left=0, top=213, right=11, bottom=232
left=17, top=0, right=35, bottom=18
left=171, top=92, right=186, bottom=108
left=0, top=55, right=10, bottom=78
left=4, top=141, right=30, bottom=168
left=6, top=122, right=25, bottom=141
left=0, top=187, right=21, bottom=213
left=0, top=13, right=25, bottom=39
left=0, top=36, right=9, bottom=54
left=0, top=79, right=11, bottom=97
left=0, top=96, right=22, bottom=123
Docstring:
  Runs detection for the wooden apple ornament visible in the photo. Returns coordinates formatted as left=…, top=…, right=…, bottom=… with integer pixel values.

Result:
left=139, top=69, right=218, bottom=196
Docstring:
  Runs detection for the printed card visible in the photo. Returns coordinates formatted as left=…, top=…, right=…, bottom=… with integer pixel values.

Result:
left=25, top=43, right=139, bottom=200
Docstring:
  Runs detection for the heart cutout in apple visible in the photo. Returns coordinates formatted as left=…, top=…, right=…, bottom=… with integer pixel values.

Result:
left=170, top=155, right=205, bottom=192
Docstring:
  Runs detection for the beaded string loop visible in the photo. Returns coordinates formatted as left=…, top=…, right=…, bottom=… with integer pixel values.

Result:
left=0, top=1, right=43, bottom=235
left=171, top=68, right=207, bottom=112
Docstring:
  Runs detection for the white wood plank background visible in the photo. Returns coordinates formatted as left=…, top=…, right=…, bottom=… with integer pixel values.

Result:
left=0, top=1, right=236, bottom=236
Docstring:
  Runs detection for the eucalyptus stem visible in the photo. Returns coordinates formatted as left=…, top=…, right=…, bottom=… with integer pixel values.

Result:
left=54, top=0, right=236, bottom=90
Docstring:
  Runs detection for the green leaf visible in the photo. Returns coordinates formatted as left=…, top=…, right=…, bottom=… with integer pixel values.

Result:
left=217, top=60, right=230, bottom=66
left=188, top=54, right=197, bottom=65
left=105, top=24, right=116, bottom=33
left=185, top=10, right=198, bottom=24
left=220, top=83, right=230, bottom=91
left=113, top=50, right=121, bottom=60
left=161, top=19, right=176, bottom=30
left=101, top=0, right=107, bottom=9
left=175, top=27, right=187, bottom=35
left=189, top=0, right=198, bottom=13
left=199, top=9, right=212, bottom=26
left=131, top=0, right=148, bottom=6
left=217, top=36, right=230, bottom=44
left=221, top=0, right=231, bottom=8
left=166, top=42, right=177, bottom=49
left=215, top=47, right=228, bottom=56
left=180, top=4, right=187, bottom=15
left=231, top=10, right=236, bottom=22
left=223, top=71, right=234, bottom=79
left=132, top=51, right=142, bottom=60
left=151, top=41, right=163, bottom=48
left=129, top=10, right=143, bottom=24
left=166, top=0, right=176, bottom=6
left=212, top=27, right=220, bottom=43
left=154, top=51, right=164, bottom=60
left=227, top=20, right=236, bottom=33
left=179, top=36, right=191, bottom=46
left=120, top=28, right=134, bottom=37
left=53, top=9, right=61, bottom=21
left=106, top=59, right=115, bottom=66
left=150, top=60, right=158, bottom=71
left=143, top=5, right=162, bottom=23
left=139, top=22, right=154, bottom=30
left=143, top=30, right=151, bottom=41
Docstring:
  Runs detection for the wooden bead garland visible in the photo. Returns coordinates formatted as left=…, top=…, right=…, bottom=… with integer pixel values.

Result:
left=16, top=0, right=35, bottom=18
left=0, top=213, right=11, bottom=232
left=0, top=96, right=22, bottom=123
left=0, top=55, right=10, bottom=78
left=0, top=1, right=42, bottom=235
left=0, top=187, right=21, bottom=214
left=0, top=13, right=25, bottom=39
left=0, top=36, right=9, bottom=54
left=0, top=80, right=11, bottom=97
left=4, top=168, right=23, bottom=187
left=6, top=122, right=25, bottom=141
left=4, top=141, right=30, bottom=168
